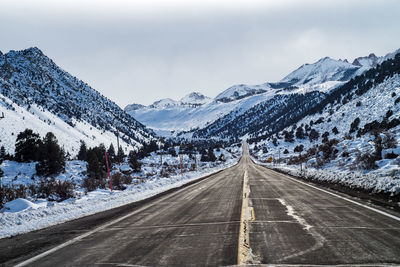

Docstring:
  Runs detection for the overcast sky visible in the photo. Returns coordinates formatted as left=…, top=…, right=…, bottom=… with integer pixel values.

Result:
left=1, top=0, right=399, bottom=107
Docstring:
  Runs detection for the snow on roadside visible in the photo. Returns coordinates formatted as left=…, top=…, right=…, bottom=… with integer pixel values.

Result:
left=251, top=157, right=400, bottom=199
left=0, top=157, right=239, bottom=239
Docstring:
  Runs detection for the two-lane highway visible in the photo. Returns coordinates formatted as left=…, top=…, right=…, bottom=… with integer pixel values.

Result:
left=4, top=143, right=400, bottom=266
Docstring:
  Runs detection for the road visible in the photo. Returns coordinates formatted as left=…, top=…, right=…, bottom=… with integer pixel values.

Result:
left=3, top=144, right=400, bottom=266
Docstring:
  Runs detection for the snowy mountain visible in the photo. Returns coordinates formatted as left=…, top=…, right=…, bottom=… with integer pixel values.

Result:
left=352, top=53, right=379, bottom=68
left=250, top=53, right=400, bottom=195
left=0, top=47, right=156, bottom=155
left=280, top=57, right=360, bottom=87
left=187, top=49, right=400, bottom=142
left=125, top=49, right=399, bottom=140
left=149, top=98, right=179, bottom=109
left=215, top=84, right=270, bottom=103
left=249, top=52, right=400, bottom=144
left=124, top=103, right=145, bottom=113
left=127, top=92, right=275, bottom=135
left=180, top=92, right=212, bottom=106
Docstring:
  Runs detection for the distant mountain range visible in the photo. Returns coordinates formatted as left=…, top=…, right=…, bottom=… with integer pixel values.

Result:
left=126, top=49, right=400, bottom=140
left=0, top=47, right=156, bottom=155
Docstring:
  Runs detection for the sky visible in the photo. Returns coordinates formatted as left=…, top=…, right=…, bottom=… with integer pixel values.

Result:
left=1, top=0, right=399, bottom=107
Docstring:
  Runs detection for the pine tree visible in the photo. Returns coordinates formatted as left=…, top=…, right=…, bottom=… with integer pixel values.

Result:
left=295, top=127, right=305, bottom=139
left=309, top=129, right=319, bottom=142
left=0, top=146, right=5, bottom=161
left=207, top=149, right=216, bottom=162
left=77, top=140, right=87, bottom=161
left=86, top=146, right=105, bottom=179
left=200, top=148, right=208, bottom=162
left=128, top=151, right=141, bottom=173
left=117, top=146, right=125, bottom=162
left=36, top=132, right=66, bottom=176
left=168, top=147, right=177, bottom=157
left=15, top=129, right=42, bottom=162
left=107, top=143, right=116, bottom=164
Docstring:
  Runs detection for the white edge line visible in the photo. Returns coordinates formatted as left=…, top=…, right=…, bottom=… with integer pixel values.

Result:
left=14, top=202, right=151, bottom=267
left=274, top=169, right=400, bottom=223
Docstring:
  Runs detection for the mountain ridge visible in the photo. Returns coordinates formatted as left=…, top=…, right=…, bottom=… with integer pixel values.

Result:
left=126, top=49, right=398, bottom=137
left=0, top=47, right=157, bottom=155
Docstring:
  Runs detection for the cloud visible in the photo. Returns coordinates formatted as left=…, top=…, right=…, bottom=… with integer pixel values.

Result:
left=1, top=0, right=400, bottom=106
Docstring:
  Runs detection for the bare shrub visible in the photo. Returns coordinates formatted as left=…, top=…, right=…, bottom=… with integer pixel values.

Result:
left=82, top=177, right=102, bottom=192
left=111, top=172, right=127, bottom=190
left=55, top=180, right=74, bottom=200
left=357, top=151, right=378, bottom=170
left=35, top=178, right=74, bottom=201
left=382, top=131, right=397, bottom=149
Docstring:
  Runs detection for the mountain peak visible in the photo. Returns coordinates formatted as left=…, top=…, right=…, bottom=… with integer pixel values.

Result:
left=124, top=103, right=146, bottom=113
left=352, top=53, right=378, bottom=67
left=180, top=92, right=211, bottom=106
left=215, top=84, right=269, bottom=103
left=281, top=56, right=359, bottom=86
left=149, top=98, right=179, bottom=108
left=25, top=47, right=43, bottom=54
left=317, top=56, right=333, bottom=63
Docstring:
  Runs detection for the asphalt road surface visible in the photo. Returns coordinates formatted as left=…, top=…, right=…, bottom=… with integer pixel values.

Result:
left=3, top=144, right=400, bottom=266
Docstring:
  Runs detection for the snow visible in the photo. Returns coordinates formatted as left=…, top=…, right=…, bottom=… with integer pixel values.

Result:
left=0, top=95, right=137, bottom=155
left=179, top=92, right=212, bottom=106
left=149, top=98, right=179, bottom=108
left=215, top=83, right=270, bottom=102
left=280, top=80, right=344, bottom=95
left=1, top=198, right=45, bottom=213
left=281, top=57, right=359, bottom=86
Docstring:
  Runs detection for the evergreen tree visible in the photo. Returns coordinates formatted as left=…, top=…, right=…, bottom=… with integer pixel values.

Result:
left=0, top=146, right=5, bottom=161
left=36, top=132, right=66, bottom=176
left=107, top=143, right=116, bottom=164
left=207, top=149, right=216, bottom=162
left=295, top=127, right=305, bottom=139
left=86, top=146, right=105, bottom=179
left=309, top=129, right=319, bottom=142
left=128, top=151, right=141, bottom=173
left=168, top=147, right=177, bottom=157
left=294, top=144, right=304, bottom=153
left=77, top=140, right=87, bottom=161
left=15, top=129, right=42, bottom=162
left=117, top=146, right=126, bottom=162
left=200, top=148, right=208, bottom=162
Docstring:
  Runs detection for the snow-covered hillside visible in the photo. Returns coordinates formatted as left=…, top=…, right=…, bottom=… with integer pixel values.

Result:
left=0, top=95, right=134, bottom=155
left=0, top=47, right=156, bottom=155
left=180, top=92, right=212, bottom=106
left=281, top=57, right=360, bottom=87
left=250, top=56, right=400, bottom=197
left=214, top=83, right=269, bottom=102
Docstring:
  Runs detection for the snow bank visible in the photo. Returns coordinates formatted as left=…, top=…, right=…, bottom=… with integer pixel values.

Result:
left=252, top=157, right=400, bottom=198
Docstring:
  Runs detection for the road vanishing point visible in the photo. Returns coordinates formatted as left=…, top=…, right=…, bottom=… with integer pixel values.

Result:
left=2, top=143, right=400, bottom=266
